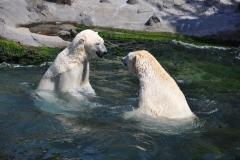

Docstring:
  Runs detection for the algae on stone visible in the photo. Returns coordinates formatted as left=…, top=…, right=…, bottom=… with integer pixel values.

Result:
left=0, top=40, right=62, bottom=65
left=75, top=24, right=239, bottom=47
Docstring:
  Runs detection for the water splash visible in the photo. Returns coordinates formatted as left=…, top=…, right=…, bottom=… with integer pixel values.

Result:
left=196, top=108, right=219, bottom=115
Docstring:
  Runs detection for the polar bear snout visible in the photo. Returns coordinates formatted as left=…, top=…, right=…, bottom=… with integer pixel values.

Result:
left=96, top=44, right=108, bottom=58
left=96, top=50, right=107, bottom=58
left=122, top=56, right=128, bottom=66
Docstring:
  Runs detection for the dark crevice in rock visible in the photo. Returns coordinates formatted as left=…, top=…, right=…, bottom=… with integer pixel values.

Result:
left=27, top=7, right=38, bottom=13
left=37, top=4, right=48, bottom=16
left=45, top=0, right=73, bottom=5
left=100, top=0, right=111, bottom=3
left=145, top=14, right=160, bottom=26
left=70, top=29, right=77, bottom=37
left=0, top=18, right=5, bottom=24
left=127, top=0, right=138, bottom=5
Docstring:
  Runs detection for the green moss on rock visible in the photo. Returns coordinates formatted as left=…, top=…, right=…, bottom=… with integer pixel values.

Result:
left=0, top=40, right=63, bottom=65
left=75, top=24, right=239, bottom=47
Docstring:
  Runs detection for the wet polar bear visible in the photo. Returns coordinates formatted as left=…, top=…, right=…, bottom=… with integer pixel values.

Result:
left=37, top=29, right=107, bottom=94
left=122, top=50, right=194, bottom=118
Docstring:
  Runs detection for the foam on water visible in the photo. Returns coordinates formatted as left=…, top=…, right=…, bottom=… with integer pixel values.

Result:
left=236, top=53, right=240, bottom=60
left=32, top=90, right=87, bottom=114
left=124, top=109, right=202, bottom=135
left=0, top=62, right=52, bottom=68
left=32, top=89, right=109, bottom=114
left=171, top=40, right=230, bottom=50
left=32, top=88, right=202, bottom=136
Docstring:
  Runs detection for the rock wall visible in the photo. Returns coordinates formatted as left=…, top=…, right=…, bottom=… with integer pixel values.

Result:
left=0, top=0, right=239, bottom=47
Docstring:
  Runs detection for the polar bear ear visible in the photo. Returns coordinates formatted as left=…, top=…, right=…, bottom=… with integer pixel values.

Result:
left=80, top=35, right=86, bottom=42
left=134, top=52, right=142, bottom=66
left=135, top=52, right=142, bottom=60
left=95, top=32, right=98, bottom=34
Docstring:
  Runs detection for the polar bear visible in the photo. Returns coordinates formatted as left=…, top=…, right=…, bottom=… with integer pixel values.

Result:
left=122, top=50, right=194, bottom=118
left=36, top=29, right=107, bottom=94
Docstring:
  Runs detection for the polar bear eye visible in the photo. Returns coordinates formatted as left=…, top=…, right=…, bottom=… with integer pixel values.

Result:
left=95, top=43, right=100, bottom=45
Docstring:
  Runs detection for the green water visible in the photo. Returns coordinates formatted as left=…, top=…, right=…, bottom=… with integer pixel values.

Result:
left=0, top=39, right=239, bottom=159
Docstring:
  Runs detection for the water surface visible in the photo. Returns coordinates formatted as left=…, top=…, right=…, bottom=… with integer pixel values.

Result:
left=0, top=40, right=239, bottom=159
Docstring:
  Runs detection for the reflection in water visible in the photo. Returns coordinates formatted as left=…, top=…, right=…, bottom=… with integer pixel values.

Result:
left=0, top=40, right=239, bottom=159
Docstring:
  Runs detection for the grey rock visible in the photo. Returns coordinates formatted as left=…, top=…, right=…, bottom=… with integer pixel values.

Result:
left=55, top=21, right=62, bottom=25
left=27, top=7, right=38, bottom=12
left=78, top=18, right=94, bottom=26
left=127, top=0, right=138, bottom=5
left=204, top=0, right=218, bottom=7
left=145, top=14, right=160, bottom=26
left=163, top=0, right=174, bottom=8
left=58, top=30, right=71, bottom=36
left=37, top=4, right=46, bottom=11
left=174, top=0, right=186, bottom=6
left=37, top=4, right=47, bottom=16
left=40, top=9, right=47, bottom=16
left=78, top=13, right=94, bottom=26
left=70, top=29, right=77, bottom=37
left=79, top=13, right=85, bottom=17
left=204, top=0, right=224, bottom=12
left=0, top=22, right=70, bottom=48
left=28, top=13, right=40, bottom=21
left=0, top=18, right=5, bottom=24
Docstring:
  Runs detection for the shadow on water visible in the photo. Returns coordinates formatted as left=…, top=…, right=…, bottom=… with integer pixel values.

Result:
left=0, top=39, right=240, bottom=159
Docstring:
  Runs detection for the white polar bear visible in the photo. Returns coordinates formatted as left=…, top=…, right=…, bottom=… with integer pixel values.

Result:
left=122, top=50, right=195, bottom=119
left=36, top=29, right=107, bottom=94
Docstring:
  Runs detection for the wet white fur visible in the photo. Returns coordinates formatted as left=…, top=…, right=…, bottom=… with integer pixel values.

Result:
left=37, top=29, right=105, bottom=94
left=124, top=50, right=194, bottom=119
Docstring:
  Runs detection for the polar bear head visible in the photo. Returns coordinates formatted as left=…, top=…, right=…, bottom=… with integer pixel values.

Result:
left=122, top=51, right=138, bottom=74
left=122, top=50, right=152, bottom=75
left=68, top=29, right=107, bottom=58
